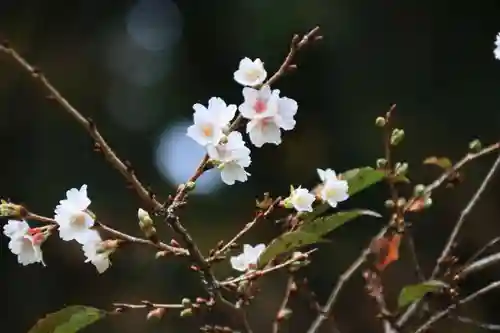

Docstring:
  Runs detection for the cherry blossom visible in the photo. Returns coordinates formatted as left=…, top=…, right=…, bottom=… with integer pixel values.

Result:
left=3, top=219, right=45, bottom=266
left=54, top=184, right=95, bottom=244
left=317, top=168, right=349, bottom=208
left=239, top=85, right=298, bottom=147
left=285, top=186, right=316, bottom=212
left=233, top=57, right=267, bottom=87
left=207, top=131, right=251, bottom=185
left=82, top=229, right=111, bottom=274
left=230, top=243, right=266, bottom=272
left=494, top=32, right=500, bottom=60
left=187, top=97, right=237, bottom=146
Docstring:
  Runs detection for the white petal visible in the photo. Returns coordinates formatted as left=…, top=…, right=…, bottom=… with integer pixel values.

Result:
left=220, top=163, right=248, bottom=185
left=3, top=219, right=29, bottom=239
left=230, top=254, right=248, bottom=272
left=248, top=119, right=282, bottom=147
left=317, top=169, right=326, bottom=182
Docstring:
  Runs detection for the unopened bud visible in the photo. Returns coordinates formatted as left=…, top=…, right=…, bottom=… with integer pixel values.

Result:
left=424, top=197, right=433, bottom=208
left=155, top=251, right=168, bottom=259
left=384, top=199, right=395, bottom=209
left=276, top=308, right=293, bottom=321
left=397, top=197, right=407, bottom=207
left=376, top=158, right=388, bottom=169
left=185, top=181, right=196, bottom=191
left=146, top=307, right=165, bottom=320
left=395, top=162, right=408, bottom=176
left=375, top=117, right=386, bottom=127
left=413, top=184, right=426, bottom=196
left=181, top=298, right=192, bottom=308
left=170, top=239, right=180, bottom=247
left=469, top=139, right=482, bottom=153
left=0, top=201, right=25, bottom=218
left=138, top=208, right=150, bottom=221
left=390, top=128, right=405, bottom=146
left=180, top=308, right=193, bottom=317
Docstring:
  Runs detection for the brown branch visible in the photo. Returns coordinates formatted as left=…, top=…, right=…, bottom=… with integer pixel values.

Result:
left=0, top=42, right=164, bottom=212
left=306, top=142, right=500, bottom=333
left=397, top=148, right=500, bottom=328
left=113, top=301, right=183, bottom=310
left=22, top=210, right=187, bottom=255
left=459, top=252, right=500, bottom=279
left=220, top=250, right=316, bottom=286
left=207, top=197, right=282, bottom=262
left=412, top=281, right=500, bottom=333
left=272, top=276, right=294, bottom=333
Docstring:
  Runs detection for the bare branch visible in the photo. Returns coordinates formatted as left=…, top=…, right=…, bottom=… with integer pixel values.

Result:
left=272, top=276, right=295, bottom=333
left=23, top=210, right=187, bottom=255
left=413, top=281, right=500, bottom=333
left=0, top=43, right=164, bottom=211
left=397, top=149, right=500, bottom=327
left=455, top=316, right=500, bottom=331
left=459, top=252, right=500, bottom=279
left=307, top=142, right=500, bottom=333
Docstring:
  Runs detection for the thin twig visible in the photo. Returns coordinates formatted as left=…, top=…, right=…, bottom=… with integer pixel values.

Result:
left=307, top=143, right=500, bottom=333
left=455, top=316, right=500, bottom=331
left=113, top=301, right=184, bottom=309
left=405, top=231, right=425, bottom=282
left=272, top=276, right=294, bottom=333
left=23, top=210, right=186, bottom=255
left=412, top=281, right=500, bottom=333
left=397, top=149, right=500, bottom=328
left=208, top=197, right=282, bottom=262
left=459, top=252, right=500, bottom=279
left=463, top=236, right=500, bottom=268
left=0, top=42, right=164, bottom=212
left=221, top=250, right=316, bottom=286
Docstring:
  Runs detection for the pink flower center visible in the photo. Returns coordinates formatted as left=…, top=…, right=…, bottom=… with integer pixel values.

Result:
left=32, top=233, right=45, bottom=246
left=254, top=99, right=267, bottom=114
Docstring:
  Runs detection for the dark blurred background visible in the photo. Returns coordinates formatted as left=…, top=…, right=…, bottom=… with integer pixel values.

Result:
left=1, top=0, right=500, bottom=332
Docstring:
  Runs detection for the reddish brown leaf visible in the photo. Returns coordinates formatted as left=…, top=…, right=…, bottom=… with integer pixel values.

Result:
left=407, top=197, right=426, bottom=212
left=372, top=233, right=402, bottom=271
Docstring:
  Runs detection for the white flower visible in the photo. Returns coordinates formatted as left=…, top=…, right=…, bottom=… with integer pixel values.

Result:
left=317, top=168, right=349, bottom=208
left=230, top=243, right=266, bottom=271
left=233, top=58, right=267, bottom=87
left=239, top=86, right=298, bottom=147
left=287, top=187, right=316, bottom=212
left=82, top=229, right=111, bottom=274
left=186, top=97, right=237, bottom=146
left=3, top=220, right=45, bottom=266
left=207, top=131, right=251, bottom=185
left=494, top=32, right=500, bottom=60
left=54, top=184, right=95, bottom=244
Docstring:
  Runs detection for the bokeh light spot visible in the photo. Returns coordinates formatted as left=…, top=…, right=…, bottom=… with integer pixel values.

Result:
left=155, top=121, right=223, bottom=194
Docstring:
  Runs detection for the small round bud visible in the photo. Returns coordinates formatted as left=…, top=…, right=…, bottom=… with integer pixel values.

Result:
left=147, top=308, right=165, bottom=320
left=181, top=298, right=192, bottom=308
left=413, top=184, right=426, bottom=196
left=469, top=139, right=482, bottom=153
left=137, top=208, right=149, bottom=221
left=424, top=197, right=433, bottom=208
left=395, top=162, right=409, bottom=176
left=376, top=158, right=388, bottom=169
left=397, top=197, right=407, bottom=207
left=180, top=308, right=193, bottom=317
left=384, top=199, right=395, bottom=209
left=375, top=117, right=386, bottom=127
left=390, top=128, right=405, bottom=146
left=185, top=181, right=196, bottom=191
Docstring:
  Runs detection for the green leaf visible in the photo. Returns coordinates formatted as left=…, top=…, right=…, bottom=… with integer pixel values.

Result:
left=423, top=157, right=452, bottom=170
left=304, top=167, right=385, bottom=221
left=299, top=209, right=381, bottom=237
left=28, top=305, right=106, bottom=333
left=397, top=280, right=448, bottom=308
left=257, top=231, right=325, bottom=268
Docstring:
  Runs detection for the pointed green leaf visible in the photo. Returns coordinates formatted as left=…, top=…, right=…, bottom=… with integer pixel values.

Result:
left=397, top=280, right=448, bottom=308
left=257, top=231, right=325, bottom=268
left=299, top=209, right=381, bottom=237
left=304, top=167, right=385, bottom=221
left=28, top=305, right=106, bottom=333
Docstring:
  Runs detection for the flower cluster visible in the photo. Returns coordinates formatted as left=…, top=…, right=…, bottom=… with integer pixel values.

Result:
left=186, top=58, right=298, bottom=185
left=283, top=168, right=349, bottom=213
left=3, top=185, right=112, bottom=273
